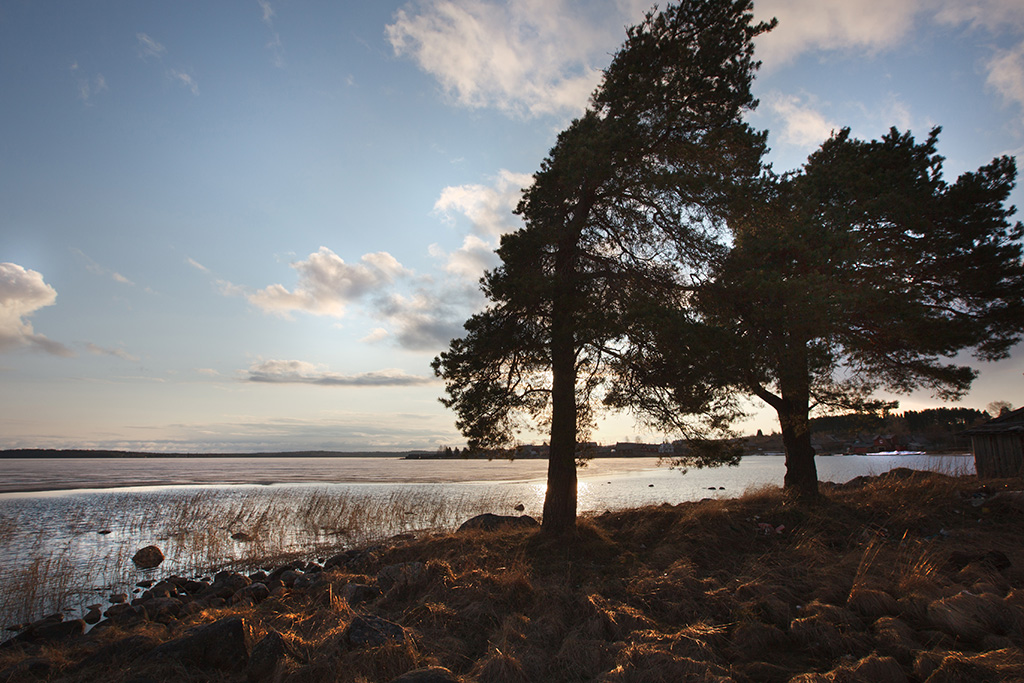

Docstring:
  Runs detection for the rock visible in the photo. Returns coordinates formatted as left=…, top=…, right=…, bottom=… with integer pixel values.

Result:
left=143, top=597, right=182, bottom=623
left=110, top=592, right=128, bottom=604
left=208, top=571, right=250, bottom=598
left=343, top=583, right=383, bottom=605
left=390, top=666, right=459, bottom=683
left=131, top=545, right=164, bottom=569
left=342, top=615, right=407, bottom=649
left=231, top=531, right=252, bottom=541
left=377, top=561, right=426, bottom=591
left=149, top=616, right=249, bottom=671
left=247, top=630, right=291, bottom=682
left=75, top=634, right=159, bottom=671
left=83, top=606, right=102, bottom=624
left=233, top=582, right=271, bottom=605
left=104, top=604, right=148, bottom=624
left=279, top=569, right=302, bottom=587
left=513, top=503, right=525, bottom=512
left=456, top=513, right=539, bottom=533
left=13, top=618, right=85, bottom=644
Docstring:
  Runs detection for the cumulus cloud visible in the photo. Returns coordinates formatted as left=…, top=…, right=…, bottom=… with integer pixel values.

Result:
left=0, top=263, right=73, bottom=357
left=764, top=92, right=837, bottom=148
left=375, top=287, right=476, bottom=351
left=386, top=0, right=643, bottom=118
left=360, top=327, right=390, bottom=343
left=434, top=169, right=531, bottom=238
left=754, top=0, right=925, bottom=68
left=246, top=359, right=434, bottom=386
left=430, top=169, right=530, bottom=280
left=250, top=247, right=409, bottom=318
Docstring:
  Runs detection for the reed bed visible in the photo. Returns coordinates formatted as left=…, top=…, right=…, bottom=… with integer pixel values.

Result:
left=0, top=485, right=522, bottom=632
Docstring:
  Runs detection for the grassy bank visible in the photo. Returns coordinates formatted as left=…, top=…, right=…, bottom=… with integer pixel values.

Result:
left=1, top=469, right=1023, bottom=682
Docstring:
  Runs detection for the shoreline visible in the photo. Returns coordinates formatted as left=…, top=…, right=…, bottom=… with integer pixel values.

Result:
left=2, top=468, right=1021, bottom=681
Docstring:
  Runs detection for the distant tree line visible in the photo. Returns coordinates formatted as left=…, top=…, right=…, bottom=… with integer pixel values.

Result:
left=809, top=407, right=990, bottom=436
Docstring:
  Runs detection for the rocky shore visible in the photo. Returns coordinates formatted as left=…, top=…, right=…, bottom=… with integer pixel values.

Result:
left=1, top=469, right=1022, bottom=682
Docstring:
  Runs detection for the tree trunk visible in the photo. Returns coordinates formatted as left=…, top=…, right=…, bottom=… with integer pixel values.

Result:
left=778, top=400, right=818, bottom=499
left=776, top=343, right=818, bottom=500
left=541, top=229, right=581, bottom=535
left=543, top=321, right=578, bottom=534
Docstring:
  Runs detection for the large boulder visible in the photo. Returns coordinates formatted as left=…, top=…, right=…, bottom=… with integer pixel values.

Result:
left=457, top=513, right=539, bottom=532
left=132, top=545, right=165, bottom=569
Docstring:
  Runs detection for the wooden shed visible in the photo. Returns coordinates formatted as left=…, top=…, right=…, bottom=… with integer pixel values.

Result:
left=965, top=407, right=1024, bottom=478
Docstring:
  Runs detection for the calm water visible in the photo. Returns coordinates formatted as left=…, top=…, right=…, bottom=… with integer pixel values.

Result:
left=0, top=454, right=973, bottom=631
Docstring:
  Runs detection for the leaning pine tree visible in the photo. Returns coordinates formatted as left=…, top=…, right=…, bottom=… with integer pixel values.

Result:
left=432, top=0, right=775, bottom=534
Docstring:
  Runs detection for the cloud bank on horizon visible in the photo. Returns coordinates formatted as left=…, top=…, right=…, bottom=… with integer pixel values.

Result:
left=1, top=0, right=1022, bottom=451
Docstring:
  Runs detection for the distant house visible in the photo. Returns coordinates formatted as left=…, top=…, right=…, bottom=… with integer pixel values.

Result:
left=873, top=434, right=901, bottom=451
left=965, top=406, right=1024, bottom=478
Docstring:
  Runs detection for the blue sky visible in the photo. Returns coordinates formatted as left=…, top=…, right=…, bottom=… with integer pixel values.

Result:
left=1, top=0, right=1022, bottom=452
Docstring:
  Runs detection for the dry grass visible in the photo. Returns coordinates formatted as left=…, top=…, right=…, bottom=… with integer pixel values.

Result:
left=2, top=469, right=1024, bottom=682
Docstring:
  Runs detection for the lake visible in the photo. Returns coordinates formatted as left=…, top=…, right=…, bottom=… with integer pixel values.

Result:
left=0, top=453, right=974, bottom=631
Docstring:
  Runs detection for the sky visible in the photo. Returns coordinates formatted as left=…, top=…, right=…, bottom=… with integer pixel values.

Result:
left=1, top=0, right=1023, bottom=453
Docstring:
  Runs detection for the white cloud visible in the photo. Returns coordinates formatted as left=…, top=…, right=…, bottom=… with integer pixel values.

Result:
left=764, top=92, right=837, bottom=148
left=197, top=368, right=220, bottom=376
left=0, top=263, right=73, bottom=357
left=170, top=70, right=199, bottom=95
left=437, top=234, right=498, bottom=279
left=754, top=0, right=925, bottom=68
left=136, top=33, right=166, bottom=60
left=386, top=0, right=640, bottom=118
left=250, top=247, right=409, bottom=318
left=361, top=327, right=390, bottom=343
left=434, top=169, right=531, bottom=238
left=257, top=0, right=284, bottom=67
left=934, top=0, right=1024, bottom=33
left=86, top=343, right=139, bottom=362
left=246, top=359, right=434, bottom=386
left=430, top=169, right=530, bottom=280
left=986, top=41, right=1024, bottom=120
left=257, top=0, right=275, bottom=25
left=186, top=257, right=210, bottom=273
left=73, top=248, right=134, bottom=286
left=75, top=72, right=108, bottom=105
